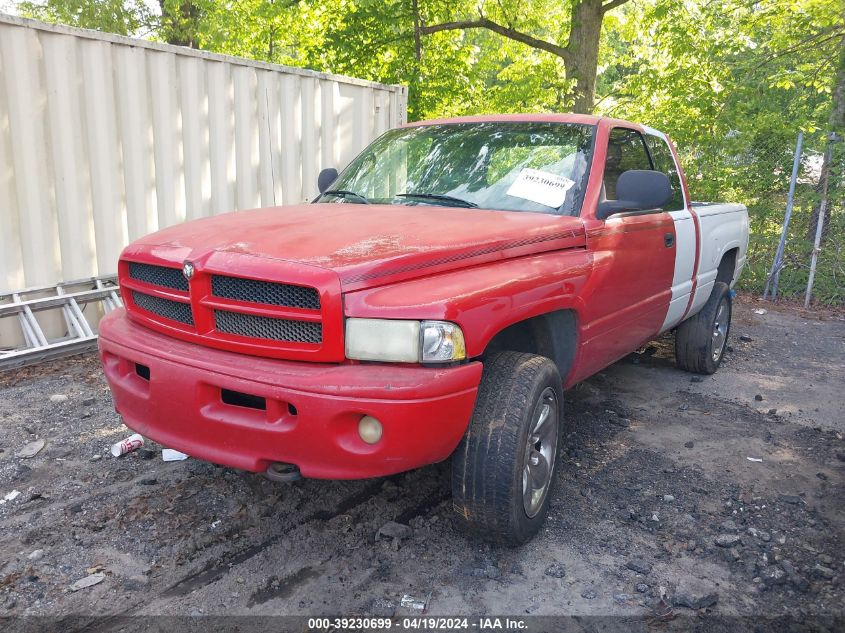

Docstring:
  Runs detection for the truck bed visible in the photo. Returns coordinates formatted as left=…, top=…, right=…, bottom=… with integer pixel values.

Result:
left=685, top=201, right=749, bottom=317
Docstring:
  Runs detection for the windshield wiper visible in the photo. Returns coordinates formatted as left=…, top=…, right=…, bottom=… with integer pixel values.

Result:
left=396, top=192, right=478, bottom=208
left=321, top=189, right=370, bottom=204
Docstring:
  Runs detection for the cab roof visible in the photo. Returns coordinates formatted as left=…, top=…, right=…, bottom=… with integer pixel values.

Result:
left=403, top=113, right=649, bottom=133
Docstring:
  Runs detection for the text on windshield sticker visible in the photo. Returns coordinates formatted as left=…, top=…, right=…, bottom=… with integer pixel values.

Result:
left=506, top=168, right=575, bottom=208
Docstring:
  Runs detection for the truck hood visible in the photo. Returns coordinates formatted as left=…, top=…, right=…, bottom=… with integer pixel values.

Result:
left=129, top=203, right=586, bottom=291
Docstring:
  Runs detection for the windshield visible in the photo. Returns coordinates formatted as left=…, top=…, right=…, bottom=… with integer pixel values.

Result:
left=318, top=122, right=595, bottom=216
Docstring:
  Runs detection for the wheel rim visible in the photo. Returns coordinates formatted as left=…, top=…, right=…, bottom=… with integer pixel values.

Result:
left=522, top=387, right=559, bottom=518
left=712, top=298, right=729, bottom=362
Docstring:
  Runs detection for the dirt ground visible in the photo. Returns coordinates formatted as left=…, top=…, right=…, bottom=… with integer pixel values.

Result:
left=0, top=296, right=843, bottom=631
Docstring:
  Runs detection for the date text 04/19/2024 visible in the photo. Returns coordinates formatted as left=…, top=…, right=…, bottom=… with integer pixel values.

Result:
left=307, top=617, right=528, bottom=630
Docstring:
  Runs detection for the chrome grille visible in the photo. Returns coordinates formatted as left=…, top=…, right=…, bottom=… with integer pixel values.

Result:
left=128, top=262, right=188, bottom=292
left=132, top=291, right=194, bottom=326
left=214, top=310, right=322, bottom=343
left=211, top=275, right=320, bottom=310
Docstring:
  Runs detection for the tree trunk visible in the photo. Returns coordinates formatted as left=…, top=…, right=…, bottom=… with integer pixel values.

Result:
left=158, top=0, right=201, bottom=48
left=418, top=1, right=629, bottom=115
left=566, top=0, right=604, bottom=114
left=807, top=34, right=844, bottom=243
left=830, top=35, right=845, bottom=134
left=412, top=0, right=422, bottom=62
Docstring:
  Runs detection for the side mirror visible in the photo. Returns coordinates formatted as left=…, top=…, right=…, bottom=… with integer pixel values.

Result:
left=317, top=168, right=338, bottom=194
left=596, top=170, right=672, bottom=220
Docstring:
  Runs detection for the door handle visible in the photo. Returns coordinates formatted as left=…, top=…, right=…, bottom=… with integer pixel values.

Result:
left=664, top=233, right=675, bottom=248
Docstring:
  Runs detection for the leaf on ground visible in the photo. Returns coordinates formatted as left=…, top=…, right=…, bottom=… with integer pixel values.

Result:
left=69, top=572, right=105, bottom=592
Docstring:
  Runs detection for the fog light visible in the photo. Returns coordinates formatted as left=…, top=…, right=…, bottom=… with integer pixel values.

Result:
left=358, top=415, right=383, bottom=444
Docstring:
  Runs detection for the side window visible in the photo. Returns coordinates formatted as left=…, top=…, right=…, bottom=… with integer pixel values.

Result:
left=645, top=134, right=685, bottom=211
left=602, top=128, right=652, bottom=200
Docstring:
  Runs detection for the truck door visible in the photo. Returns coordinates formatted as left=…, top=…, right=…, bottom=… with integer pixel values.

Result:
left=574, top=126, right=677, bottom=380
left=643, top=129, right=697, bottom=332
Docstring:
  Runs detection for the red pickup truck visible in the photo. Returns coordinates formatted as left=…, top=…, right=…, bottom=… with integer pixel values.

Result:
left=99, top=114, right=748, bottom=544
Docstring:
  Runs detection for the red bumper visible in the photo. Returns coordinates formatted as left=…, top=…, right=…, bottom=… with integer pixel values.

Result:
left=98, top=310, right=482, bottom=479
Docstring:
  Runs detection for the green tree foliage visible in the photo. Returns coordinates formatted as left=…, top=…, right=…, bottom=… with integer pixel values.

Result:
left=16, top=0, right=151, bottom=34
left=604, top=0, right=844, bottom=304
left=10, top=0, right=845, bottom=303
left=157, top=0, right=216, bottom=46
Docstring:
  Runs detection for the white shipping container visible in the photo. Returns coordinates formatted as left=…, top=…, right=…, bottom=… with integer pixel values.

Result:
left=0, top=14, right=407, bottom=293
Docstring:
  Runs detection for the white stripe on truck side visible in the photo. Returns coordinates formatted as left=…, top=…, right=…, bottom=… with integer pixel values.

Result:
left=642, top=127, right=698, bottom=334
left=660, top=209, right=697, bottom=332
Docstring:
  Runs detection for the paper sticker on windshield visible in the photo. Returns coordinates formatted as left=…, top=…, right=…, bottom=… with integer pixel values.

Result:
left=506, top=169, right=575, bottom=208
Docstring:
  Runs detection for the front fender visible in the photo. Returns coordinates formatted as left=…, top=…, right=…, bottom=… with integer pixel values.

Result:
left=342, top=249, right=592, bottom=358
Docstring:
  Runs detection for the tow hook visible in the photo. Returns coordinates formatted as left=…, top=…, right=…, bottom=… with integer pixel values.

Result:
left=264, top=462, right=302, bottom=483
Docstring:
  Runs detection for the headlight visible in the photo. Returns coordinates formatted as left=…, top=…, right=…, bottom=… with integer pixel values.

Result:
left=345, top=318, right=466, bottom=363
left=345, top=319, right=421, bottom=362
left=420, top=320, right=466, bottom=362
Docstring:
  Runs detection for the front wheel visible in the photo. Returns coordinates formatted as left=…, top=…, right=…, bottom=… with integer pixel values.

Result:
left=451, top=352, right=564, bottom=545
left=675, top=281, right=732, bottom=374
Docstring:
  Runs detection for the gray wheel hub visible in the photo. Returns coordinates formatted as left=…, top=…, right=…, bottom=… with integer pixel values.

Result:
left=522, top=387, right=559, bottom=518
left=712, top=298, right=729, bottom=362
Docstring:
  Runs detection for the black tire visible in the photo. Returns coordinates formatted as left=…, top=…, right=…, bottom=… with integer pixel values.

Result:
left=451, top=351, right=564, bottom=546
left=675, top=281, right=732, bottom=375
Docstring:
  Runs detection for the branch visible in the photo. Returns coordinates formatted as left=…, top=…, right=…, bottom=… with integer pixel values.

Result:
left=751, top=28, right=844, bottom=71
left=602, top=0, right=630, bottom=14
left=495, top=0, right=513, bottom=28
left=592, top=89, right=623, bottom=110
left=419, top=17, right=570, bottom=62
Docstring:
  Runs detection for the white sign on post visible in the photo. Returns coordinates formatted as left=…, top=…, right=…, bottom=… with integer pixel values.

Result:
left=506, top=168, right=575, bottom=208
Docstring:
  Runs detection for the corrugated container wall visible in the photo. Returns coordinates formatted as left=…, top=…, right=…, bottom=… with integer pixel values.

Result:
left=0, top=15, right=407, bottom=292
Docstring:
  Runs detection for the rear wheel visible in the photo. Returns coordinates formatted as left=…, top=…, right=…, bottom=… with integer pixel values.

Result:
left=675, top=281, right=732, bottom=374
left=451, top=352, right=563, bottom=545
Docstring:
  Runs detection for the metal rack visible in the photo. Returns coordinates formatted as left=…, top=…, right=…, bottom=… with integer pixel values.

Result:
left=0, top=275, right=122, bottom=370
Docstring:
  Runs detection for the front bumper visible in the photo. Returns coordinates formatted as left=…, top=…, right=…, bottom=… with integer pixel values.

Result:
left=98, top=309, right=482, bottom=479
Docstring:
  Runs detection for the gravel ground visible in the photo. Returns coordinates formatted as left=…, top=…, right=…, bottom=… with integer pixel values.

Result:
left=0, top=296, right=843, bottom=632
